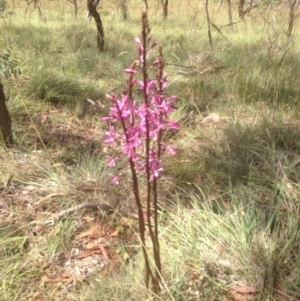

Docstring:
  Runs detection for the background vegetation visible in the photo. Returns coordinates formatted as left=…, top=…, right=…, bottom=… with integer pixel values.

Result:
left=1, top=0, right=300, bottom=300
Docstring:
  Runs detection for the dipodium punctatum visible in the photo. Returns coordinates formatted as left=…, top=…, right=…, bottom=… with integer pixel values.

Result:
left=101, top=11, right=179, bottom=295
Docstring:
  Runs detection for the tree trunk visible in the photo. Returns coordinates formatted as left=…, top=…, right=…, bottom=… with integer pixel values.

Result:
left=227, top=0, right=233, bottom=31
left=205, top=0, right=212, bottom=46
left=72, top=0, right=78, bottom=18
left=119, top=0, right=128, bottom=20
left=87, top=0, right=105, bottom=52
left=287, top=0, right=299, bottom=37
left=25, top=0, right=45, bottom=21
left=160, top=0, right=168, bottom=19
left=0, top=82, right=14, bottom=147
left=238, top=0, right=246, bottom=19
left=34, top=0, right=44, bottom=21
left=144, top=0, right=148, bottom=10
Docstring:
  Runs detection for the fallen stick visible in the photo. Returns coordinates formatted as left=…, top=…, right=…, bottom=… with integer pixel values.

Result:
left=30, top=202, right=131, bottom=226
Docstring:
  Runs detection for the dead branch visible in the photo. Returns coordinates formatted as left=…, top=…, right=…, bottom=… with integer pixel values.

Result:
left=30, top=201, right=134, bottom=225
left=87, top=0, right=105, bottom=51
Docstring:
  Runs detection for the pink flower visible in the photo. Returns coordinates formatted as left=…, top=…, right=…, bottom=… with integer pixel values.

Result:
left=167, top=121, right=179, bottom=130
left=124, top=68, right=138, bottom=74
left=167, top=145, right=177, bottom=155
left=111, top=175, right=120, bottom=185
left=103, top=125, right=121, bottom=148
left=107, top=156, right=118, bottom=167
left=102, top=33, right=179, bottom=184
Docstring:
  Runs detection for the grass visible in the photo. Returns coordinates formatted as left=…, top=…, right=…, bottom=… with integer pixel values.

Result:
left=1, top=0, right=300, bottom=300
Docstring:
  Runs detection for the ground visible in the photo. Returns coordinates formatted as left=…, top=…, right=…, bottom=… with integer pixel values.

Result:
left=1, top=0, right=300, bottom=300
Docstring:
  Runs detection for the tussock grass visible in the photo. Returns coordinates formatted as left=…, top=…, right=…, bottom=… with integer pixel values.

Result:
left=84, top=188, right=300, bottom=300
left=1, top=0, right=300, bottom=300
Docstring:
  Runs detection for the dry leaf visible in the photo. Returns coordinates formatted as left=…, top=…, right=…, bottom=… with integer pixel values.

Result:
left=86, top=238, right=103, bottom=249
left=89, top=224, right=102, bottom=238
left=76, top=224, right=101, bottom=240
left=42, top=275, right=64, bottom=283
left=228, top=291, right=249, bottom=301
left=228, top=286, right=257, bottom=301
left=110, top=229, right=119, bottom=237
left=76, top=249, right=102, bottom=259
left=32, top=225, right=44, bottom=233
left=99, top=244, right=109, bottom=262
left=76, top=229, right=92, bottom=240
left=40, top=113, right=48, bottom=124
left=201, top=113, right=220, bottom=125
left=60, top=271, right=71, bottom=278
left=229, top=286, right=257, bottom=294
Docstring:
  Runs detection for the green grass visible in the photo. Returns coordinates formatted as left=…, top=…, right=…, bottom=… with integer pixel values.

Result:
left=1, top=0, right=300, bottom=300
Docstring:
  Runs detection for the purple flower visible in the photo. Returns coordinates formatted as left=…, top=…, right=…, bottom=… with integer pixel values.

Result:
left=103, top=125, right=121, bottom=148
left=107, top=156, right=118, bottom=167
left=111, top=175, right=120, bottom=185
left=102, top=33, right=179, bottom=184
left=124, top=68, right=138, bottom=74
